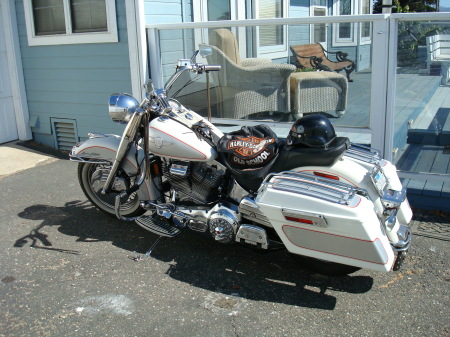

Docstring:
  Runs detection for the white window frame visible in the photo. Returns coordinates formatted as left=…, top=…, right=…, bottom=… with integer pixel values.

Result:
left=253, top=0, right=288, bottom=59
left=360, top=0, right=372, bottom=44
left=332, top=0, right=357, bottom=47
left=23, top=0, right=118, bottom=46
left=193, top=0, right=246, bottom=54
left=310, top=5, right=328, bottom=47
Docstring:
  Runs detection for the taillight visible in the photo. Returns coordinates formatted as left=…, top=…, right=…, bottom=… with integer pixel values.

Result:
left=313, top=171, right=339, bottom=180
left=285, top=216, right=314, bottom=225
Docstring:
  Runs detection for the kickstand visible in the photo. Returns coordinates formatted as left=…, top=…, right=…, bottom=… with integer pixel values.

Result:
left=132, top=236, right=164, bottom=261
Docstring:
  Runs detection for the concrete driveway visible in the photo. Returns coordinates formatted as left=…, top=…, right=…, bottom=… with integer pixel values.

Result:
left=0, top=142, right=448, bottom=336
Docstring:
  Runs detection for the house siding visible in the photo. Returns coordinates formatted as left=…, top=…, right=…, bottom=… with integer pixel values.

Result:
left=15, top=0, right=132, bottom=148
left=288, top=0, right=311, bottom=63
left=145, top=0, right=194, bottom=81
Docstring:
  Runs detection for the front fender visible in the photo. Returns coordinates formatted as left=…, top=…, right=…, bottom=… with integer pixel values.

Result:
left=71, top=134, right=156, bottom=201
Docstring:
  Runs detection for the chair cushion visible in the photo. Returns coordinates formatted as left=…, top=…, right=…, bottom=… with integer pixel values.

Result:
left=209, top=28, right=241, bottom=65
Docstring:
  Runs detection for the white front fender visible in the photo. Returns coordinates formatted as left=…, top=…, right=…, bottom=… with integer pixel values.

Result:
left=71, top=134, right=157, bottom=201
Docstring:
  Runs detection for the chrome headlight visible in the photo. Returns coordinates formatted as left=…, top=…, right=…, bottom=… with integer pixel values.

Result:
left=109, top=94, right=139, bottom=124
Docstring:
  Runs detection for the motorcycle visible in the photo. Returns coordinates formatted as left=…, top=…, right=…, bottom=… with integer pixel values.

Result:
left=70, top=51, right=412, bottom=276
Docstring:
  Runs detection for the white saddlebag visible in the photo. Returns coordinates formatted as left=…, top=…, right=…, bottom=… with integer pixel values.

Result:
left=256, top=172, right=395, bottom=272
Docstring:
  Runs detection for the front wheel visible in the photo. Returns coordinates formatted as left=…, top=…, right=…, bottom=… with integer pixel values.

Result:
left=293, top=255, right=360, bottom=276
left=78, top=162, right=146, bottom=217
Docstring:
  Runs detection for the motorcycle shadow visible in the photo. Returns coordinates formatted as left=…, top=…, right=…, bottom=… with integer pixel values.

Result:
left=16, top=201, right=374, bottom=310
left=153, top=231, right=374, bottom=310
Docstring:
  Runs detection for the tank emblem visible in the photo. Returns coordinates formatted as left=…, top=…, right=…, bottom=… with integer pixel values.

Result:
left=150, top=136, right=172, bottom=149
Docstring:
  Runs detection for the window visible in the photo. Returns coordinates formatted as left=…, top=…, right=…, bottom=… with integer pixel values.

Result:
left=207, top=0, right=232, bottom=20
left=193, top=0, right=247, bottom=62
left=333, top=0, right=372, bottom=46
left=23, top=0, right=118, bottom=46
left=310, top=0, right=327, bottom=45
left=254, top=0, right=288, bottom=58
left=332, top=0, right=357, bottom=46
left=360, top=0, right=371, bottom=43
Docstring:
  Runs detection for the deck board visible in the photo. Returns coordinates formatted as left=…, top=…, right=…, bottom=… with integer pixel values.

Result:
left=423, top=148, right=449, bottom=196
left=404, top=146, right=438, bottom=194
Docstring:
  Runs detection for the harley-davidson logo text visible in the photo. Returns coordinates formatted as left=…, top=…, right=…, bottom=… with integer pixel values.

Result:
left=226, top=136, right=276, bottom=168
left=231, top=150, right=272, bottom=166
left=227, top=136, right=275, bottom=157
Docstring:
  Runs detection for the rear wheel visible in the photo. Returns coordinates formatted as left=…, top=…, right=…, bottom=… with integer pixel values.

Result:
left=78, top=162, right=145, bottom=217
left=294, top=255, right=360, bottom=276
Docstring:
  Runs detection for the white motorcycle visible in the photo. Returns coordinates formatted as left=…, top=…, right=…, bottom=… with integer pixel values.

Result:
left=70, top=51, right=412, bottom=276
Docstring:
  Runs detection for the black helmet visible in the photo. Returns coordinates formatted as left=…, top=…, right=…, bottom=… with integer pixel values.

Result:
left=287, top=114, right=336, bottom=148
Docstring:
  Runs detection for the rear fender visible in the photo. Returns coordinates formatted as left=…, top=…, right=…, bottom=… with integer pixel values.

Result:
left=71, top=134, right=156, bottom=201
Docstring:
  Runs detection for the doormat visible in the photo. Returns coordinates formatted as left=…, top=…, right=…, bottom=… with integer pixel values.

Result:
left=411, top=209, right=450, bottom=241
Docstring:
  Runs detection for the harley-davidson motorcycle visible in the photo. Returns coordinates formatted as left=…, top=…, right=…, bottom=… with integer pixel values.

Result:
left=70, top=51, right=412, bottom=275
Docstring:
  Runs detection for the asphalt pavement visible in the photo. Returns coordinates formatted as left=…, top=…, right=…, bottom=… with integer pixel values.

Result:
left=0, top=142, right=449, bottom=337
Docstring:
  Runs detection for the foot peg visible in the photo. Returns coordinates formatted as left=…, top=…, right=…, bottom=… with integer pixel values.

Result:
left=135, top=214, right=181, bottom=238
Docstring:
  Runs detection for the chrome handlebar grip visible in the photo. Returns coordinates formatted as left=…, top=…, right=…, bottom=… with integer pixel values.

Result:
left=202, top=65, right=221, bottom=72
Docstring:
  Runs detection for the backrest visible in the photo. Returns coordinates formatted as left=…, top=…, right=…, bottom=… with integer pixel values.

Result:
left=290, top=43, right=326, bottom=68
left=427, top=34, right=450, bottom=60
left=427, top=35, right=440, bottom=61
left=209, top=29, right=241, bottom=65
left=437, top=34, right=450, bottom=56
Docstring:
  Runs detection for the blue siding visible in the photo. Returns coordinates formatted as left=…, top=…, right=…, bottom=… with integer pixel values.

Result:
left=145, top=0, right=194, bottom=81
left=15, top=0, right=132, bottom=148
left=144, top=0, right=193, bottom=25
left=288, top=0, right=311, bottom=63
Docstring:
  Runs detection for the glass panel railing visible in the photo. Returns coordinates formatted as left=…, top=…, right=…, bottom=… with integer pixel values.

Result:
left=156, top=22, right=373, bottom=143
left=394, top=20, right=450, bottom=202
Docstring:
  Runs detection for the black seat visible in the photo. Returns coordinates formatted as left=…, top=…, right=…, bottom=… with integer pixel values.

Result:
left=217, top=126, right=349, bottom=193
left=271, top=137, right=350, bottom=173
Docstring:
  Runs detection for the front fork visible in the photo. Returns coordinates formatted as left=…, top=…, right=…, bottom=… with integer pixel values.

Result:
left=101, top=110, right=144, bottom=194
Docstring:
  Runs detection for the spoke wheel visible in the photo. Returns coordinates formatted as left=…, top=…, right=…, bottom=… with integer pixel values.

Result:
left=78, top=162, right=145, bottom=217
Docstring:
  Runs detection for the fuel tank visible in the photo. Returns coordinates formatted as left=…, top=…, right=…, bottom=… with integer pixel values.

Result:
left=148, top=116, right=218, bottom=162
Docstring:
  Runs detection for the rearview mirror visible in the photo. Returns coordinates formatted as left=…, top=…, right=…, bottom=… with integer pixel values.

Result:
left=199, top=46, right=212, bottom=57
left=144, top=79, right=154, bottom=94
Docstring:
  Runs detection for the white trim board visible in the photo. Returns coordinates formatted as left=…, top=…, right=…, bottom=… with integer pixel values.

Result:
left=1, top=0, right=31, bottom=140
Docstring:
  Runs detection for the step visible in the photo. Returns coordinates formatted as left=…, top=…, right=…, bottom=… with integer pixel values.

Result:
left=135, top=215, right=181, bottom=238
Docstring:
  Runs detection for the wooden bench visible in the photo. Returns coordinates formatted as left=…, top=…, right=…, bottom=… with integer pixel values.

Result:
left=290, top=43, right=356, bottom=82
left=426, top=34, right=450, bottom=84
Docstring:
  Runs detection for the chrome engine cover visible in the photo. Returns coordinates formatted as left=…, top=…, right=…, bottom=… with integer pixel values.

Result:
left=208, top=206, right=239, bottom=244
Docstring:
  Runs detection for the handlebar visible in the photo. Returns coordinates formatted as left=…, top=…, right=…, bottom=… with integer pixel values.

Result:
left=147, top=52, right=221, bottom=115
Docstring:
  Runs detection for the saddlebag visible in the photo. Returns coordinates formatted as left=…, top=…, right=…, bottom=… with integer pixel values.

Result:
left=255, top=171, right=396, bottom=272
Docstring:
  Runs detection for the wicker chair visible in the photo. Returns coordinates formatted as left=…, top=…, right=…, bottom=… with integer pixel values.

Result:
left=200, top=29, right=296, bottom=119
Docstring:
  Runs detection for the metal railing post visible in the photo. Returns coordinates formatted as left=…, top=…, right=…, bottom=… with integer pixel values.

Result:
left=147, top=28, right=164, bottom=89
left=370, top=17, right=392, bottom=159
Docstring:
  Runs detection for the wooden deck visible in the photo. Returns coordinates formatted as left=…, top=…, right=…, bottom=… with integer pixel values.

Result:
left=395, top=80, right=450, bottom=211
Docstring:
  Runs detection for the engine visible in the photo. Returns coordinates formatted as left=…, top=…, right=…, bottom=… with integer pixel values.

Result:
left=162, top=160, right=226, bottom=205
left=162, top=160, right=270, bottom=249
